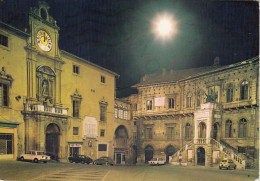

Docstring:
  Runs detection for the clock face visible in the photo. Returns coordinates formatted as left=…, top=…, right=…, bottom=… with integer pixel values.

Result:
left=36, top=30, right=52, bottom=51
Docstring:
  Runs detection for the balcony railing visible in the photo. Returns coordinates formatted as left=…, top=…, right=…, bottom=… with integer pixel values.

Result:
left=24, top=103, right=68, bottom=115
left=194, top=138, right=207, bottom=144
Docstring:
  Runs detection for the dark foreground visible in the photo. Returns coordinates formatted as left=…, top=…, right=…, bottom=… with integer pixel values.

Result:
left=0, top=160, right=258, bottom=181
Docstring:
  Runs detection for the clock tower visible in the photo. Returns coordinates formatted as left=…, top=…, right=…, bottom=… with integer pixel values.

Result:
left=26, top=1, right=64, bottom=106
left=27, top=1, right=60, bottom=57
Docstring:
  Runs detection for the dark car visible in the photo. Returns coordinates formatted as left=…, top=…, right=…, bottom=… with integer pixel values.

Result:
left=68, top=155, right=93, bottom=164
left=93, top=157, right=114, bottom=166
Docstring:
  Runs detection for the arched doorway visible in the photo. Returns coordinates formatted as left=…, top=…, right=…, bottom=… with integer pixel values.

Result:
left=144, top=145, right=154, bottom=163
left=197, top=147, right=205, bottom=166
left=198, top=122, right=206, bottom=138
left=165, top=145, right=176, bottom=163
left=46, top=123, right=60, bottom=160
left=213, top=123, right=219, bottom=140
left=114, top=125, right=128, bottom=164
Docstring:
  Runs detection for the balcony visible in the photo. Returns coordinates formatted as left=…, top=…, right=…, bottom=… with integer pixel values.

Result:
left=23, top=102, right=68, bottom=117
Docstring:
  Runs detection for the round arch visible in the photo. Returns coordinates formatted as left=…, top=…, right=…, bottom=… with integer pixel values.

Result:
left=144, top=145, right=154, bottom=163
left=213, top=122, right=220, bottom=140
left=198, top=122, right=206, bottom=138
left=197, top=147, right=205, bottom=166
left=165, top=145, right=176, bottom=163
left=114, top=125, right=128, bottom=139
left=46, top=123, right=60, bottom=160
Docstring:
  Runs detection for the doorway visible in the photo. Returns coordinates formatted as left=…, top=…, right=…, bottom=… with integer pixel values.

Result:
left=197, top=147, right=205, bottom=166
left=165, top=145, right=176, bottom=163
left=213, top=123, right=219, bottom=140
left=144, top=145, right=154, bottom=163
left=46, top=123, right=60, bottom=160
left=114, top=151, right=125, bottom=164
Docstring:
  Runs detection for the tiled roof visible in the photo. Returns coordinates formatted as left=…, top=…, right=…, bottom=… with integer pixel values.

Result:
left=133, top=66, right=221, bottom=87
left=132, top=56, right=259, bottom=87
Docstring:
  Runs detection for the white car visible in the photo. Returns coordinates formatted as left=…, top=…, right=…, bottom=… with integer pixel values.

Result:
left=148, top=158, right=166, bottom=166
left=219, top=159, right=236, bottom=170
left=20, top=151, right=51, bottom=163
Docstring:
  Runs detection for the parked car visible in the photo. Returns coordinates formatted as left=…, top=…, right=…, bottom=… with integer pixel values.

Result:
left=219, top=159, right=236, bottom=170
left=93, top=157, right=114, bottom=166
left=68, top=155, right=93, bottom=164
left=20, top=151, right=50, bottom=163
left=148, top=158, right=166, bottom=166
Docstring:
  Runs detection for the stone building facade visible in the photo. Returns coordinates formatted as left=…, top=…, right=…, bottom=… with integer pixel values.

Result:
left=0, top=2, right=131, bottom=162
left=131, top=57, right=259, bottom=168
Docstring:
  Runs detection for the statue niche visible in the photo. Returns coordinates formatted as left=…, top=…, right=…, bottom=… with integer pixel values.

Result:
left=36, top=66, right=56, bottom=104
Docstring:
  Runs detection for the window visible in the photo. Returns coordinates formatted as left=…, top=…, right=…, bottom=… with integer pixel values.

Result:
left=226, top=84, right=234, bottom=102
left=0, top=83, right=8, bottom=106
left=186, top=93, right=192, bottom=108
left=114, top=104, right=118, bottom=118
left=100, top=104, right=107, bottom=122
left=101, top=76, right=106, bottom=83
left=71, top=90, right=82, bottom=118
left=240, top=80, right=248, bottom=100
left=146, top=100, right=152, bottom=110
left=73, top=127, right=79, bottom=135
left=98, top=144, right=107, bottom=151
left=119, top=105, right=123, bottom=119
left=124, top=107, right=128, bottom=120
left=73, top=65, right=79, bottom=74
left=238, top=146, right=246, bottom=154
left=134, top=104, right=137, bottom=111
left=83, top=116, right=97, bottom=138
left=0, top=34, right=8, bottom=47
left=198, top=123, right=206, bottom=138
left=185, top=123, right=191, bottom=139
left=225, top=120, right=232, bottom=138
left=168, top=98, right=174, bottom=109
left=197, top=91, right=203, bottom=107
left=0, top=134, right=13, bottom=154
left=73, top=100, right=80, bottom=117
left=239, top=118, right=247, bottom=138
left=166, top=127, right=174, bottom=140
left=100, top=129, right=105, bottom=137
left=145, top=127, right=152, bottom=139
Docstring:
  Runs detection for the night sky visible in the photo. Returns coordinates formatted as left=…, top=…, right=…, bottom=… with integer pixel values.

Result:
left=0, top=0, right=259, bottom=97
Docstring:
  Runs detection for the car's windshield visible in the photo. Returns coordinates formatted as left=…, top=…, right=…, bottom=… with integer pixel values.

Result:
left=158, top=158, right=163, bottom=161
left=221, top=160, right=227, bottom=162
left=151, top=158, right=157, bottom=161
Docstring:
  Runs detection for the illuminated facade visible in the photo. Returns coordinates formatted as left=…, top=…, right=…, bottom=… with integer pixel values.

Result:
left=131, top=57, right=259, bottom=168
left=0, top=2, right=134, bottom=162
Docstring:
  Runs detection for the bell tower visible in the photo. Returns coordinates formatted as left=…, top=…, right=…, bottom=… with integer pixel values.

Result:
left=28, top=1, right=60, bottom=57
left=26, top=1, right=64, bottom=105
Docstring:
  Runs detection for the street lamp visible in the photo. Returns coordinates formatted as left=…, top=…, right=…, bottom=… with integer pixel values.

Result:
left=151, top=12, right=178, bottom=41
